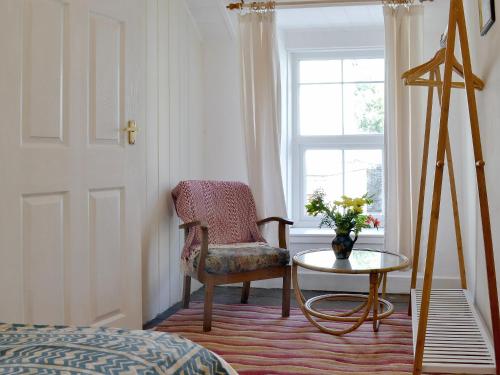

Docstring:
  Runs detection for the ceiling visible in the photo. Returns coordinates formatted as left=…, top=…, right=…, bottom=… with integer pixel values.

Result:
left=184, top=0, right=236, bottom=41
left=184, top=1, right=384, bottom=41
left=276, top=4, right=384, bottom=30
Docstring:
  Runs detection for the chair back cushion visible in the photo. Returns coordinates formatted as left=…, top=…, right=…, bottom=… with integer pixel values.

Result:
left=172, top=180, right=265, bottom=260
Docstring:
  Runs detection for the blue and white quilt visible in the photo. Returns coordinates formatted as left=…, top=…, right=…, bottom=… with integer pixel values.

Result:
left=0, top=323, right=236, bottom=374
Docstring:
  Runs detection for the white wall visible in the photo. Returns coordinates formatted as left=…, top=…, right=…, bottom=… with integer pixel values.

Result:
left=202, top=39, right=248, bottom=182
left=142, top=0, right=205, bottom=323
left=282, top=27, right=385, bottom=51
left=459, top=0, right=500, bottom=331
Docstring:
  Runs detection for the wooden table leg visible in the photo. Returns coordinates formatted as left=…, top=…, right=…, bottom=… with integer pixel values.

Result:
left=372, top=272, right=380, bottom=332
left=293, top=263, right=374, bottom=335
left=293, top=262, right=396, bottom=335
left=382, top=272, right=388, bottom=301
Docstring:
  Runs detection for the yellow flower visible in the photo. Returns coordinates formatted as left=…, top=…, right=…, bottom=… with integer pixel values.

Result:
left=353, top=198, right=366, bottom=206
left=342, top=196, right=353, bottom=206
left=353, top=206, right=363, bottom=214
left=333, top=194, right=369, bottom=212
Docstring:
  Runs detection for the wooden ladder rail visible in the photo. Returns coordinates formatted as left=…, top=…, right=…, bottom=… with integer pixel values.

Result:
left=412, top=0, right=500, bottom=374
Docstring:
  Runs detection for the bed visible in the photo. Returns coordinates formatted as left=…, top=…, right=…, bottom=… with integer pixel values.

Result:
left=0, top=323, right=237, bottom=374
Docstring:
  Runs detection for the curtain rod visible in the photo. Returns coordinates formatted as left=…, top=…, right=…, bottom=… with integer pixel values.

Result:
left=226, top=0, right=430, bottom=10
left=227, top=0, right=375, bottom=9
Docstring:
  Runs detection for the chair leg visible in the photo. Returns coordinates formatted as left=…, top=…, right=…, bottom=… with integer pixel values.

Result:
left=241, top=281, right=251, bottom=304
left=203, top=281, right=215, bottom=332
left=282, top=266, right=291, bottom=318
left=182, top=275, right=191, bottom=309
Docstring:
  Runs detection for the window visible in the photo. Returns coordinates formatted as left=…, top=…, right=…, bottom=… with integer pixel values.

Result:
left=290, top=51, right=385, bottom=229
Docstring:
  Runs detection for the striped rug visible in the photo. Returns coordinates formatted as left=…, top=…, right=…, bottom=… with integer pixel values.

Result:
left=155, top=302, right=417, bottom=374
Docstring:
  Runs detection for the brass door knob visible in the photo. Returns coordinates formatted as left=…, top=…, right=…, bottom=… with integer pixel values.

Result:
left=124, top=120, right=138, bottom=145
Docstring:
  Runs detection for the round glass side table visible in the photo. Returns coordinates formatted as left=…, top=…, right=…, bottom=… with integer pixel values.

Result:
left=292, top=248, right=409, bottom=335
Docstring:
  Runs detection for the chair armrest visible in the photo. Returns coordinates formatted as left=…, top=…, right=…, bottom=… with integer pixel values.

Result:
left=256, top=217, right=293, bottom=249
left=179, top=220, right=208, bottom=230
left=179, top=221, right=209, bottom=282
left=257, top=217, right=294, bottom=226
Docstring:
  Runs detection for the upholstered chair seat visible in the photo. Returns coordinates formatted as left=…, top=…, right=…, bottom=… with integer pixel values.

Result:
left=186, top=242, right=290, bottom=275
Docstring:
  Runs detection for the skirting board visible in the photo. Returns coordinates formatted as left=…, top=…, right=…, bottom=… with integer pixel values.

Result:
left=227, top=270, right=461, bottom=293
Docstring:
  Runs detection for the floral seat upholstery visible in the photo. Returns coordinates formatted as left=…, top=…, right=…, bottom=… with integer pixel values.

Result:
left=186, top=242, right=290, bottom=275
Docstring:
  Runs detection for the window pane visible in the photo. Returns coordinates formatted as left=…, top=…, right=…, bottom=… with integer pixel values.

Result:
left=299, top=84, right=342, bottom=135
left=304, top=150, right=343, bottom=216
left=299, top=60, right=342, bottom=83
left=344, top=150, right=383, bottom=218
left=343, top=59, right=384, bottom=82
left=343, top=83, right=384, bottom=135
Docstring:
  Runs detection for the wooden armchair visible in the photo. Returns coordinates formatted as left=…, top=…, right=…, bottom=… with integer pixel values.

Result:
left=172, top=180, right=293, bottom=332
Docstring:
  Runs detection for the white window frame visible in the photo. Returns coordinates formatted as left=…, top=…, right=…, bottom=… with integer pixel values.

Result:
left=289, top=49, right=385, bottom=229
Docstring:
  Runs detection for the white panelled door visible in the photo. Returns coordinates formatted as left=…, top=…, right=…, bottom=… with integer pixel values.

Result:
left=0, top=0, right=145, bottom=329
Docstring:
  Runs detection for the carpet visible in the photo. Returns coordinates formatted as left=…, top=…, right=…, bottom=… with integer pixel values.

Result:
left=154, top=302, right=416, bottom=374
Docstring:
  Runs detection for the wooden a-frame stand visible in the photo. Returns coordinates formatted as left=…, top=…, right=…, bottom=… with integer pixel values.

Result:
left=406, top=0, right=500, bottom=374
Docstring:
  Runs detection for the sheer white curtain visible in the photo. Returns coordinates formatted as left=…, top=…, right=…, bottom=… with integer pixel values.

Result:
left=384, top=5, right=424, bottom=259
left=239, top=11, right=287, bottom=242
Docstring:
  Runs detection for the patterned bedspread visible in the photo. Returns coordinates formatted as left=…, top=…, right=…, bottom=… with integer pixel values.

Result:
left=0, top=323, right=237, bottom=374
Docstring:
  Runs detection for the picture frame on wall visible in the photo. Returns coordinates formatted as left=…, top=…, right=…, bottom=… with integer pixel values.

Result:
left=479, top=0, right=495, bottom=36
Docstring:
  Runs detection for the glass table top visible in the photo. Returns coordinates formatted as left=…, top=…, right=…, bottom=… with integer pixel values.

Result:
left=293, top=248, right=409, bottom=274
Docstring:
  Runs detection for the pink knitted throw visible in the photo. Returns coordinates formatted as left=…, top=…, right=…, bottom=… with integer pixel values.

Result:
left=172, top=180, right=266, bottom=260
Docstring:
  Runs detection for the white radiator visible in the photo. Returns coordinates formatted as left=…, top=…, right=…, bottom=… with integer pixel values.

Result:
left=411, top=288, right=496, bottom=374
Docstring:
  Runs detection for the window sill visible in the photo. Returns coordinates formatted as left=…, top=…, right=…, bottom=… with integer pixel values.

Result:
left=290, top=227, right=384, bottom=245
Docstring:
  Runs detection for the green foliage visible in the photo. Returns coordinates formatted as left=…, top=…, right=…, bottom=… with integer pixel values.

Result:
left=354, top=84, right=384, bottom=134
left=305, top=190, right=380, bottom=236
left=305, top=190, right=329, bottom=217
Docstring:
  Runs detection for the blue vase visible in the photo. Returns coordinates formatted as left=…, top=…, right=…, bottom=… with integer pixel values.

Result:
left=331, top=233, right=358, bottom=260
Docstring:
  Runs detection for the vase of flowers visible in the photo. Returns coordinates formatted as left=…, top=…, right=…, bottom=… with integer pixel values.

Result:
left=305, top=190, right=380, bottom=260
